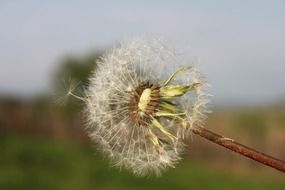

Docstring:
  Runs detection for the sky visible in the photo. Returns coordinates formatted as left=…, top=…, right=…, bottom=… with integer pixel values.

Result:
left=0, top=0, right=285, bottom=105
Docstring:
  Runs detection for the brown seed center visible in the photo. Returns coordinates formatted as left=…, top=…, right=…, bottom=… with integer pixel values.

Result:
left=129, top=82, right=160, bottom=126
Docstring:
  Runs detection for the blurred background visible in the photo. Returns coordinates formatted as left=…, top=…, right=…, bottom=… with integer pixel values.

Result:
left=0, top=1, right=285, bottom=189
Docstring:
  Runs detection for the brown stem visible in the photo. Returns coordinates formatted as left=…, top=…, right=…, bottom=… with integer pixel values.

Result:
left=191, top=126, right=285, bottom=173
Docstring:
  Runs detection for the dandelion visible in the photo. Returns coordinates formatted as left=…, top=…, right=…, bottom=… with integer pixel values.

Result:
left=84, top=39, right=208, bottom=176
left=65, top=38, right=285, bottom=176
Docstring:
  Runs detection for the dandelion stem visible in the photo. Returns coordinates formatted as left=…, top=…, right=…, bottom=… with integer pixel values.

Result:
left=191, top=126, right=285, bottom=173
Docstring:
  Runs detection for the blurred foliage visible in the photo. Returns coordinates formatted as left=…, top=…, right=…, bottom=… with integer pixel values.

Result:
left=268, top=103, right=285, bottom=128
left=0, top=136, right=284, bottom=190
left=54, top=52, right=102, bottom=86
left=233, top=111, right=267, bottom=138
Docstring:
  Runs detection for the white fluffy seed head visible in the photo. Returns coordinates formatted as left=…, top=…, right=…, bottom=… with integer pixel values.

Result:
left=85, top=38, right=209, bottom=176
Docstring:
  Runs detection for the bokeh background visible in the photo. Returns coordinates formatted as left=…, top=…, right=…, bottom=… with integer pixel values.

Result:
left=0, top=1, right=285, bottom=189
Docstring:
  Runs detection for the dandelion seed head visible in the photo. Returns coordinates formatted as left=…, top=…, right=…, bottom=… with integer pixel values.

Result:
left=85, top=38, right=209, bottom=176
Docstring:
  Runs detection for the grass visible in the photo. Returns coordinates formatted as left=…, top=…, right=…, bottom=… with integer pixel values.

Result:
left=0, top=136, right=284, bottom=190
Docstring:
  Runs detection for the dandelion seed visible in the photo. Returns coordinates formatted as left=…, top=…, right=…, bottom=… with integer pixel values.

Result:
left=84, top=39, right=209, bottom=176
left=53, top=77, right=81, bottom=106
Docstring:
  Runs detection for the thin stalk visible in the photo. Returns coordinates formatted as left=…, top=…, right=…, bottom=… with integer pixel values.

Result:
left=191, top=126, right=285, bottom=173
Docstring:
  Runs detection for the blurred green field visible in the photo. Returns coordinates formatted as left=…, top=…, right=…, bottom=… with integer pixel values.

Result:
left=1, top=136, right=284, bottom=190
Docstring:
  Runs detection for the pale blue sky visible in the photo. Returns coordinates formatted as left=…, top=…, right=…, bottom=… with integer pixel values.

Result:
left=0, top=0, right=285, bottom=105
